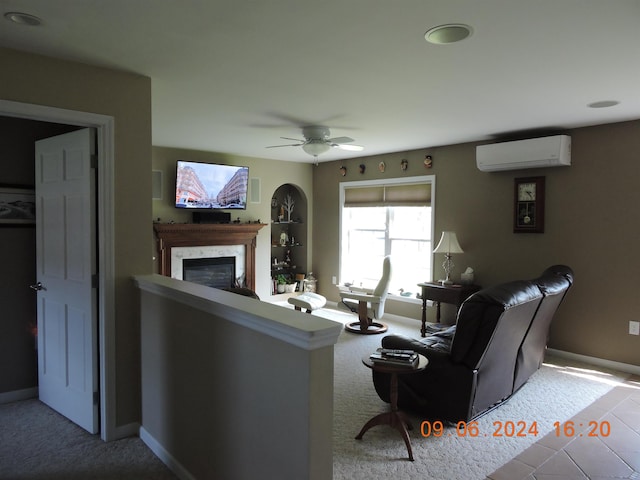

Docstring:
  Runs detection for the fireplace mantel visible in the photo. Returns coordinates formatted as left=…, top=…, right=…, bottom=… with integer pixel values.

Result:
left=153, top=223, right=266, bottom=290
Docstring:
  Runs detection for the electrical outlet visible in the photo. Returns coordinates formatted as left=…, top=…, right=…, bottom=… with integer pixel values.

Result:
left=629, top=321, right=640, bottom=336
left=332, top=276, right=337, bottom=285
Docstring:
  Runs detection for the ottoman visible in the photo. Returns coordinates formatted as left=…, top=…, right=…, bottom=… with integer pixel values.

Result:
left=288, top=292, right=327, bottom=314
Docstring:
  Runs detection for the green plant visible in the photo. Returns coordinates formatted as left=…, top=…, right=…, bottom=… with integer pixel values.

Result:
left=276, top=274, right=288, bottom=285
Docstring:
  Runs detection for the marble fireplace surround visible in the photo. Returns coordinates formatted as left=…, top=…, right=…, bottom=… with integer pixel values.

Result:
left=153, top=223, right=266, bottom=290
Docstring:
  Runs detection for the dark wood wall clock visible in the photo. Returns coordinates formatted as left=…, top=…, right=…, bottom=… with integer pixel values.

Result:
left=514, top=176, right=545, bottom=233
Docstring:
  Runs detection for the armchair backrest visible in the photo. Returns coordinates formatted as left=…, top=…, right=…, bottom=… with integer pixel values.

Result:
left=513, top=265, right=573, bottom=391
left=451, top=281, right=543, bottom=369
left=450, top=280, right=544, bottom=417
left=371, top=255, right=392, bottom=318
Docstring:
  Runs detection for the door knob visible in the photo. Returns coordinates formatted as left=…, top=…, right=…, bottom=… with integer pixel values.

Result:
left=30, top=282, right=45, bottom=291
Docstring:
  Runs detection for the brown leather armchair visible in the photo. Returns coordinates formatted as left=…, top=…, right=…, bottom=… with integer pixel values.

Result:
left=372, top=265, right=574, bottom=422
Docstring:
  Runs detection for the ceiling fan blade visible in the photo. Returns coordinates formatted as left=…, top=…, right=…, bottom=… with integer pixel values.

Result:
left=265, top=143, right=304, bottom=148
left=280, top=136, right=305, bottom=142
left=334, top=143, right=364, bottom=151
left=328, top=136, right=354, bottom=144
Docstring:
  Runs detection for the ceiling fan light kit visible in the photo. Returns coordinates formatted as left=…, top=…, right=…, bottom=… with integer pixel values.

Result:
left=302, top=141, right=331, bottom=157
left=266, top=125, right=363, bottom=159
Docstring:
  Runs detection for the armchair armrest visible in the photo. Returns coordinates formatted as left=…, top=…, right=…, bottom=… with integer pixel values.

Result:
left=339, top=291, right=380, bottom=303
left=382, top=334, right=453, bottom=367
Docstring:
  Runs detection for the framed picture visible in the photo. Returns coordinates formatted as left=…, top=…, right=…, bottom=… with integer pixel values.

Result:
left=514, top=176, right=545, bottom=233
left=0, top=185, right=36, bottom=226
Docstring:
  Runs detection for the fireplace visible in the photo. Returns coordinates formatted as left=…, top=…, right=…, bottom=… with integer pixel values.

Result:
left=183, top=256, right=236, bottom=289
left=153, top=223, right=266, bottom=290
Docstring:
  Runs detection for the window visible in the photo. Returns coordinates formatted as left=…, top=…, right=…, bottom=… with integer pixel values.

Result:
left=339, top=176, right=435, bottom=298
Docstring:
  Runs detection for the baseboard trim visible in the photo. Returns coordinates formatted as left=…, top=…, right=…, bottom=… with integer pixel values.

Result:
left=0, top=387, right=38, bottom=405
left=140, top=426, right=196, bottom=480
left=547, top=348, right=640, bottom=376
left=112, top=421, right=140, bottom=440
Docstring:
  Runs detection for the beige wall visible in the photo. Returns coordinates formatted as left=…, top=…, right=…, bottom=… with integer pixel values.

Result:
left=138, top=278, right=337, bottom=480
left=313, top=120, right=640, bottom=366
left=151, top=146, right=314, bottom=299
left=0, top=47, right=153, bottom=426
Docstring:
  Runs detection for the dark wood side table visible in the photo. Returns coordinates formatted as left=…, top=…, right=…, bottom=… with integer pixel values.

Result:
left=417, top=282, right=481, bottom=337
left=355, top=354, right=428, bottom=461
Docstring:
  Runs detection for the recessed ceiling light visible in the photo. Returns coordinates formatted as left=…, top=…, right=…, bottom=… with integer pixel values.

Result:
left=587, top=100, right=620, bottom=109
left=424, top=24, right=472, bottom=44
left=4, top=12, right=42, bottom=26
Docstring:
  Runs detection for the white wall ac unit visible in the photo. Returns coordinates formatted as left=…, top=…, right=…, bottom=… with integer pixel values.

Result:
left=476, top=135, right=571, bottom=172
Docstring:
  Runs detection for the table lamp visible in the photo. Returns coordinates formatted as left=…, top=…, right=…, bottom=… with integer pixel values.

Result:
left=433, top=231, right=464, bottom=285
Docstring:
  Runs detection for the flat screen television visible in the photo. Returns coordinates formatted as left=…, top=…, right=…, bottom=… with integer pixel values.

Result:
left=175, top=160, right=249, bottom=210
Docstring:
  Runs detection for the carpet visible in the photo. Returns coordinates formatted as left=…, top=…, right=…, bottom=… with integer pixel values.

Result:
left=301, top=305, right=630, bottom=480
left=1, top=303, right=629, bottom=480
left=0, top=399, right=178, bottom=480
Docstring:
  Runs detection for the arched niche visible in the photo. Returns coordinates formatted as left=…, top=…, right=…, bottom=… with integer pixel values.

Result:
left=270, top=183, right=308, bottom=294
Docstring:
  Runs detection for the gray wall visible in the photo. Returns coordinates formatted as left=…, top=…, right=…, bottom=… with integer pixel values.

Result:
left=312, top=120, right=640, bottom=366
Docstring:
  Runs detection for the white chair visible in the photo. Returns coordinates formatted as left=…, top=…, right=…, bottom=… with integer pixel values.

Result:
left=339, top=256, right=391, bottom=334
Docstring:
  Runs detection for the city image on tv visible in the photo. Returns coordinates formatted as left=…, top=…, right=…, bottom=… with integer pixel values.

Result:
left=175, top=160, right=249, bottom=210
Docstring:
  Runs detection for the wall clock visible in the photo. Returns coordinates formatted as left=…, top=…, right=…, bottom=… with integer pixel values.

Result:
left=514, top=176, right=545, bottom=233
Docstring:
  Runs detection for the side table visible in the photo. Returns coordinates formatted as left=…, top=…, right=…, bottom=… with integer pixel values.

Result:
left=417, top=282, right=480, bottom=337
left=355, top=354, right=428, bottom=461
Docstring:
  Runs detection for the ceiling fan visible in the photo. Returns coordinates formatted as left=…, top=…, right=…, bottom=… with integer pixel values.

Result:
left=266, top=126, right=363, bottom=158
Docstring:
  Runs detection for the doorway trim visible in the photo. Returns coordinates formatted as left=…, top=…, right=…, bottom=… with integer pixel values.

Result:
left=0, top=99, right=116, bottom=442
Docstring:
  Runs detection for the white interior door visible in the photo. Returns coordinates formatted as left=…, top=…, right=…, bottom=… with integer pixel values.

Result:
left=34, top=128, right=98, bottom=434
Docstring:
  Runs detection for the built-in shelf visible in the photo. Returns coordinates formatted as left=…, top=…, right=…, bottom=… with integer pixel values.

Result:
left=271, top=184, right=307, bottom=294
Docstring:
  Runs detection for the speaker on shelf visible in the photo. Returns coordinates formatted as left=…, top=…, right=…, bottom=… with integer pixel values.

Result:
left=192, top=212, right=231, bottom=224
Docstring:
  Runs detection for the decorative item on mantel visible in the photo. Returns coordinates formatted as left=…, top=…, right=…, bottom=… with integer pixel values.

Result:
left=433, top=231, right=464, bottom=285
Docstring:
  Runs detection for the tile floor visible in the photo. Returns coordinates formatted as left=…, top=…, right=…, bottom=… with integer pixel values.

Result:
left=487, top=375, right=640, bottom=480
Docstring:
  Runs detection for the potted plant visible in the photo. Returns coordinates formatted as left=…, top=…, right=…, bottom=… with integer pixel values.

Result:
left=276, top=274, right=288, bottom=293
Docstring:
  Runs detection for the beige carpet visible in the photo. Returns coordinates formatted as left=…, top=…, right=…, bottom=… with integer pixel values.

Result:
left=306, top=305, right=631, bottom=480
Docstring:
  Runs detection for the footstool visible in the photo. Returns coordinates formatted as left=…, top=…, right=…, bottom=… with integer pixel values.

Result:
left=288, top=292, right=327, bottom=314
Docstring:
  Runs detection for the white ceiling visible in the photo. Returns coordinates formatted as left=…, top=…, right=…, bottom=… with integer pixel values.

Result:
left=1, top=0, right=639, bottom=163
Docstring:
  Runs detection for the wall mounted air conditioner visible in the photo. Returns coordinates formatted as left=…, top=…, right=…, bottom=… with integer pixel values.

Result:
left=476, top=135, right=571, bottom=172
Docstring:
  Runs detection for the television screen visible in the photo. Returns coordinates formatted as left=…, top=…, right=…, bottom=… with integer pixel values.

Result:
left=175, top=160, right=249, bottom=210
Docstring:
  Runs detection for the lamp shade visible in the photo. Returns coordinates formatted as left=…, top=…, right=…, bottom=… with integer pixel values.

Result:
left=433, top=231, right=464, bottom=254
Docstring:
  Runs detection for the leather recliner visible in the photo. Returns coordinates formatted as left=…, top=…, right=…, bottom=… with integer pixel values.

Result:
left=372, top=265, right=574, bottom=422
